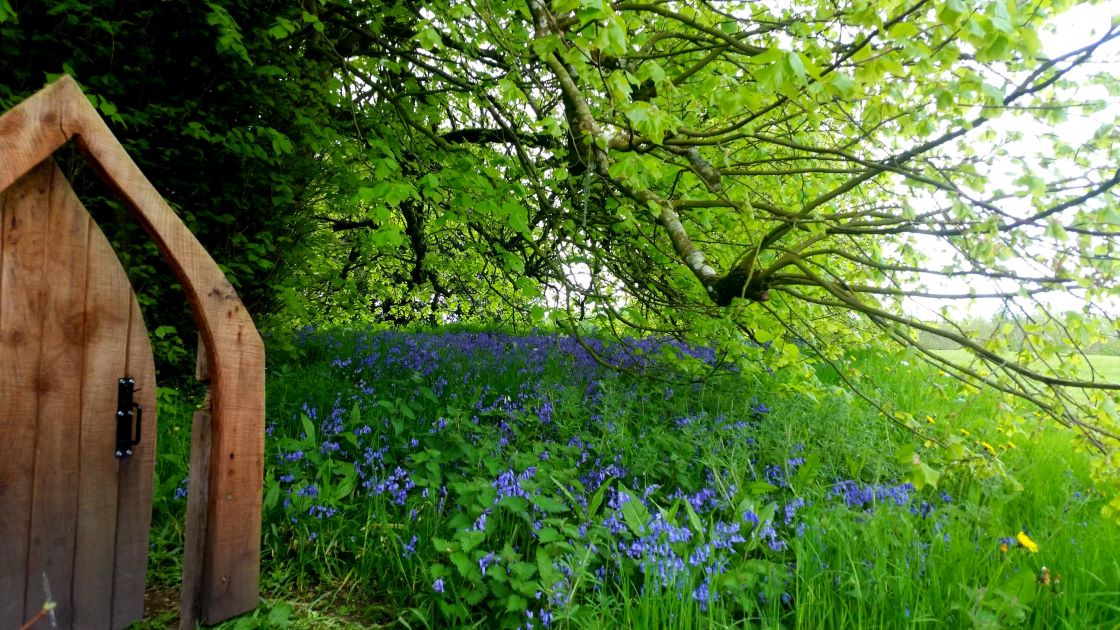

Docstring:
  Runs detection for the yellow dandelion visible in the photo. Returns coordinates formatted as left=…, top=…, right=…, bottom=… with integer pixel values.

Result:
left=1006, top=441, right=1017, bottom=449
left=926, top=415, right=935, bottom=425
left=959, top=428, right=971, bottom=437
left=1017, top=531, right=1040, bottom=554
left=979, top=441, right=996, bottom=455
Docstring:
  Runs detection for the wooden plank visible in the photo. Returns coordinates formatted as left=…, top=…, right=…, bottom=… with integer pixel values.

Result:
left=71, top=195, right=133, bottom=628
left=199, top=321, right=264, bottom=623
left=181, top=342, right=212, bottom=629
left=0, top=81, right=71, bottom=193
left=0, top=161, right=49, bottom=628
left=180, top=393, right=212, bottom=629
left=23, top=162, right=89, bottom=628
left=112, top=297, right=158, bottom=629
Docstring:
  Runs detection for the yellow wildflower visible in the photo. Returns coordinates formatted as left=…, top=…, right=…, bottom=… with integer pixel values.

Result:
left=926, top=415, right=935, bottom=425
left=1017, top=531, right=1040, bottom=553
left=959, top=428, right=971, bottom=437
left=979, top=441, right=996, bottom=455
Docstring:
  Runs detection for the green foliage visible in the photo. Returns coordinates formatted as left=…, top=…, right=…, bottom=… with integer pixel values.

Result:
left=5, top=2, right=1118, bottom=470
left=146, top=329, right=1120, bottom=628
left=0, top=0, right=342, bottom=376
left=5, top=0, right=1120, bottom=518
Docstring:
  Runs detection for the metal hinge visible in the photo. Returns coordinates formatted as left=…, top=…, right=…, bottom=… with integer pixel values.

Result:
left=115, top=377, right=142, bottom=458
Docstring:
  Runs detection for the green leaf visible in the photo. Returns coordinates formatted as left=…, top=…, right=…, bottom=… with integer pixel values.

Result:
left=266, top=603, right=292, bottom=627
left=417, top=27, right=442, bottom=50
left=300, top=413, right=316, bottom=442
left=532, top=495, right=567, bottom=512
left=587, top=478, right=614, bottom=520
left=745, top=481, right=779, bottom=496
left=620, top=493, right=649, bottom=535
left=594, top=16, right=628, bottom=55
left=506, top=594, right=528, bottom=612
left=537, top=527, right=564, bottom=543
left=786, top=51, right=807, bottom=82
left=682, top=498, right=703, bottom=533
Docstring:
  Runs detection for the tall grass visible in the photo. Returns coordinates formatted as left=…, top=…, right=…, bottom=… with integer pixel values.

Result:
left=140, top=329, right=1120, bottom=629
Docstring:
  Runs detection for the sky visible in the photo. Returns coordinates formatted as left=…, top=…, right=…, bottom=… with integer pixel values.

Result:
left=903, top=0, right=1120, bottom=320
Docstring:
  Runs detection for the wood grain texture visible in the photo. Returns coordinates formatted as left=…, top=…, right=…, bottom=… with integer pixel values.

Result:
left=0, top=160, right=155, bottom=629
left=0, top=161, right=49, bottom=628
left=0, top=75, right=265, bottom=624
left=23, top=162, right=89, bottom=629
left=112, top=298, right=158, bottom=629
left=72, top=199, right=132, bottom=629
left=180, top=402, right=213, bottom=630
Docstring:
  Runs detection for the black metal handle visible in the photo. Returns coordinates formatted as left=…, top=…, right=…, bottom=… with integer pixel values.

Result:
left=115, top=377, right=142, bottom=458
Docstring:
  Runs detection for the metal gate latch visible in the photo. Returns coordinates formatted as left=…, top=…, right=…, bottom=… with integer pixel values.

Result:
left=115, top=377, right=142, bottom=458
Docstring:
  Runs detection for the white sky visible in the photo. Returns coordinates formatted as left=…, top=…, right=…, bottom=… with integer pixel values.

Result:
left=903, top=0, right=1120, bottom=320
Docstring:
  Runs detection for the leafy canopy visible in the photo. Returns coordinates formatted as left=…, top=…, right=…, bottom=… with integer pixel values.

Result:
left=4, top=1, right=1120, bottom=497
left=278, top=0, right=1120, bottom=456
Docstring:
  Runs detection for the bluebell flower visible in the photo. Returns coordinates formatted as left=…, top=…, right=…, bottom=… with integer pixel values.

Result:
left=783, top=498, right=806, bottom=524
left=713, top=521, right=744, bottom=548
left=757, top=520, right=786, bottom=551
left=174, top=476, right=189, bottom=500
left=308, top=505, right=337, bottom=519
left=692, top=579, right=711, bottom=611
left=433, top=577, right=445, bottom=593
left=479, top=551, right=496, bottom=575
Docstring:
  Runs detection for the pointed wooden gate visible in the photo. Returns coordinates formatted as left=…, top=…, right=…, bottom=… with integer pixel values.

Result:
left=0, top=77, right=265, bottom=628
left=0, top=159, right=158, bottom=629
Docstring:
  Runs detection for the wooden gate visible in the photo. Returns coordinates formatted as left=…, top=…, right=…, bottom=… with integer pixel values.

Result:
left=0, top=160, right=158, bottom=628
left=0, top=76, right=265, bottom=628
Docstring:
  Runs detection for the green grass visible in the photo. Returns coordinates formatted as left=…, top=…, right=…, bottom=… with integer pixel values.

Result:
left=937, top=349, right=1120, bottom=385
left=139, top=329, right=1120, bottom=629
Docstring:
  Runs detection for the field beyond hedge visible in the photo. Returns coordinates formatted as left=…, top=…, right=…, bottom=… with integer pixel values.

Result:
left=139, top=329, right=1120, bottom=629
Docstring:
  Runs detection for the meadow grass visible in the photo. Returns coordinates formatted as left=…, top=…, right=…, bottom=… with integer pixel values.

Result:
left=140, top=329, right=1120, bottom=629
left=938, top=348, right=1120, bottom=385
